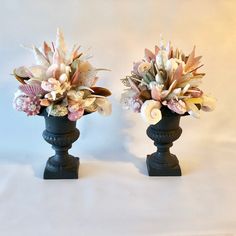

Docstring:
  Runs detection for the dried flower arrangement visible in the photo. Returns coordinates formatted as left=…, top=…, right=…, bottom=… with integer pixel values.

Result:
left=13, top=29, right=112, bottom=121
left=121, top=38, right=215, bottom=124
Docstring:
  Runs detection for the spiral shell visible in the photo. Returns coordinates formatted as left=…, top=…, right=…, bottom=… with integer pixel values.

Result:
left=141, top=100, right=162, bottom=125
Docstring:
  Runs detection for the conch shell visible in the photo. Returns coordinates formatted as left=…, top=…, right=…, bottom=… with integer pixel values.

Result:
left=141, top=100, right=162, bottom=124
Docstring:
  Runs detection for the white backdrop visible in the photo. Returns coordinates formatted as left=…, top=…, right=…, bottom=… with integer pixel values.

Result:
left=0, top=0, right=236, bottom=235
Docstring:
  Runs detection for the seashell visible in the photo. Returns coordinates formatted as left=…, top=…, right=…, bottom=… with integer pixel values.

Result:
left=52, top=49, right=62, bottom=65
left=19, top=83, right=46, bottom=97
left=55, top=28, right=67, bottom=58
left=179, top=77, right=202, bottom=88
left=149, top=81, right=162, bottom=101
left=138, top=89, right=151, bottom=101
left=186, top=87, right=203, bottom=98
left=127, top=78, right=140, bottom=93
left=68, top=104, right=80, bottom=113
left=43, top=41, right=52, bottom=58
left=182, top=84, right=191, bottom=94
left=161, top=80, right=177, bottom=99
left=165, top=58, right=178, bottom=74
left=85, top=102, right=98, bottom=113
left=141, top=100, right=162, bottom=125
left=155, top=73, right=164, bottom=84
left=155, top=45, right=160, bottom=55
left=67, top=90, right=84, bottom=102
left=137, top=62, right=151, bottom=75
left=156, top=50, right=168, bottom=69
left=91, top=87, right=112, bottom=97
left=47, top=104, right=68, bottom=117
left=46, top=63, right=60, bottom=78
left=144, top=48, right=155, bottom=62
left=167, top=99, right=187, bottom=115
left=32, top=46, right=50, bottom=67
left=78, top=61, right=92, bottom=73
left=59, top=73, right=68, bottom=83
left=70, top=68, right=80, bottom=85
left=28, top=65, right=47, bottom=80
left=83, top=97, right=96, bottom=107
left=201, top=95, right=216, bottom=112
left=132, top=61, right=142, bottom=75
left=40, top=98, right=51, bottom=107
left=95, top=97, right=112, bottom=116
left=130, top=98, right=143, bottom=113
left=41, top=78, right=61, bottom=92
left=14, top=66, right=33, bottom=78
left=170, top=63, right=183, bottom=85
left=68, top=108, right=84, bottom=121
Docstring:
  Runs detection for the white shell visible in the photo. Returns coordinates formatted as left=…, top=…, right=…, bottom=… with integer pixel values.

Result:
left=202, top=95, right=216, bottom=112
left=141, top=100, right=162, bottom=125
left=95, top=97, right=112, bottom=116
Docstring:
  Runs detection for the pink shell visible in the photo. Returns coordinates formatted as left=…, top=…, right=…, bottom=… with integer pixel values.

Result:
left=19, top=84, right=46, bottom=97
left=68, top=108, right=84, bottom=121
left=167, top=99, right=187, bottom=115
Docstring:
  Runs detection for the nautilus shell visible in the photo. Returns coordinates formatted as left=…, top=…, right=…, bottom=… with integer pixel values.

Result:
left=141, top=100, right=162, bottom=125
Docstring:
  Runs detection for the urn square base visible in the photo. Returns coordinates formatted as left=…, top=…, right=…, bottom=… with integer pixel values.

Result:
left=146, top=155, right=182, bottom=176
left=44, top=156, right=80, bottom=179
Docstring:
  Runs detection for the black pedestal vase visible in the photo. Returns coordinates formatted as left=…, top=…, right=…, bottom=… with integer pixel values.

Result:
left=146, top=108, right=183, bottom=176
left=42, top=113, right=80, bottom=179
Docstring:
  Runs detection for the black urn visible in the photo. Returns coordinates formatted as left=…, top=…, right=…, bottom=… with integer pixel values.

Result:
left=146, top=107, right=183, bottom=176
left=41, top=111, right=80, bottom=179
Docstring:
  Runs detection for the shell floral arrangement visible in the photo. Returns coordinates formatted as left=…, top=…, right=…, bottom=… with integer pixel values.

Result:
left=121, top=39, right=215, bottom=124
left=13, top=29, right=112, bottom=121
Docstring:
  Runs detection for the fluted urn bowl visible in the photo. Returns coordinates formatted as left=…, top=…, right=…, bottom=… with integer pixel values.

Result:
left=146, top=107, right=183, bottom=176
left=40, top=110, right=80, bottom=179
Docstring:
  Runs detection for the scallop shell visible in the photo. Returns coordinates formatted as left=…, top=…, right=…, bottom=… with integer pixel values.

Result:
left=140, top=100, right=162, bottom=125
left=19, top=84, right=46, bottom=97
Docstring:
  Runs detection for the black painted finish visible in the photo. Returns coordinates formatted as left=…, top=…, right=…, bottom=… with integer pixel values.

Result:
left=146, top=107, right=183, bottom=176
left=42, top=111, right=80, bottom=179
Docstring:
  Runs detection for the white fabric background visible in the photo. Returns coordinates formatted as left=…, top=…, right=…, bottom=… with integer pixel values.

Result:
left=0, top=0, right=236, bottom=235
